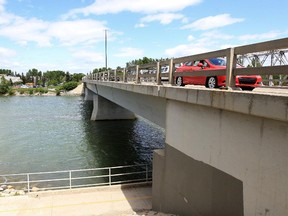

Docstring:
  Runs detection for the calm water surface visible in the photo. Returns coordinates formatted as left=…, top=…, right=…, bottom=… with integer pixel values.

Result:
left=0, top=96, right=165, bottom=174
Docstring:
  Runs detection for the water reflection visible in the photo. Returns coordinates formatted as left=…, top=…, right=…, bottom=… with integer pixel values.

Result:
left=79, top=99, right=165, bottom=168
left=0, top=96, right=165, bottom=174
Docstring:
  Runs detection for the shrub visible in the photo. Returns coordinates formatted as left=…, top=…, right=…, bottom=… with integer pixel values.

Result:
left=19, top=89, right=25, bottom=95
left=39, top=88, right=45, bottom=94
left=63, top=81, right=78, bottom=91
left=28, top=89, right=33, bottom=95
left=8, top=89, right=15, bottom=96
left=56, top=89, right=61, bottom=96
left=0, top=84, right=9, bottom=95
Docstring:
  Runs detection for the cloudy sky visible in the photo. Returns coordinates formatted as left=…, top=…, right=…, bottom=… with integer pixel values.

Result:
left=0, top=0, right=287, bottom=74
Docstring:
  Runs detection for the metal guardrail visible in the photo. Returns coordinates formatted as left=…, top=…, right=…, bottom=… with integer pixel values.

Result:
left=85, top=37, right=288, bottom=88
left=0, top=164, right=151, bottom=193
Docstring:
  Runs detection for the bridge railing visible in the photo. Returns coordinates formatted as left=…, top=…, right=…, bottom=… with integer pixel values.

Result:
left=0, top=164, right=151, bottom=194
left=85, top=37, right=288, bottom=88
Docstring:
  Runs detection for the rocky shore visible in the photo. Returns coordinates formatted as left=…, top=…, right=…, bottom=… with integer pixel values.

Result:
left=0, top=185, right=26, bottom=197
left=3, top=83, right=84, bottom=97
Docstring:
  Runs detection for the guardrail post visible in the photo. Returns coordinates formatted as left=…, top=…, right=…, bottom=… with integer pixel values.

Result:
left=168, top=58, right=174, bottom=85
left=146, top=164, right=148, bottom=182
left=27, top=174, right=30, bottom=193
left=123, top=68, right=127, bottom=83
left=108, top=70, right=110, bottom=81
left=135, top=65, right=140, bottom=84
left=226, top=47, right=236, bottom=89
left=156, top=62, right=162, bottom=85
left=109, top=168, right=112, bottom=186
left=69, top=171, right=72, bottom=189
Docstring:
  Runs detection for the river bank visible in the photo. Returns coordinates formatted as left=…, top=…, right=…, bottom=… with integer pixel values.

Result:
left=1, top=83, right=84, bottom=97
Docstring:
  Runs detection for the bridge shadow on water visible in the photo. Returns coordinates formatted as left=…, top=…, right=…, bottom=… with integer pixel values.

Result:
left=79, top=98, right=165, bottom=170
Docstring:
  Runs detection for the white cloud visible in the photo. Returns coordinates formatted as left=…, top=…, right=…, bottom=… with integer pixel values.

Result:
left=63, top=0, right=202, bottom=18
left=187, top=35, right=194, bottom=41
left=238, top=31, right=282, bottom=41
left=165, top=43, right=210, bottom=57
left=165, top=31, right=233, bottom=57
left=114, top=47, right=143, bottom=58
left=0, top=10, right=108, bottom=47
left=135, top=23, right=146, bottom=28
left=48, top=19, right=107, bottom=46
left=139, top=13, right=185, bottom=25
left=72, top=50, right=104, bottom=63
left=0, top=0, right=5, bottom=12
left=201, top=31, right=234, bottom=40
left=181, top=14, right=244, bottom=30
left=0, top=46, right=19, bottom=70
left=0, top=16, right=51, bottom=47
left=165, top=29, right=288, bottom=59
left=0, top=47, right=16, bottom=58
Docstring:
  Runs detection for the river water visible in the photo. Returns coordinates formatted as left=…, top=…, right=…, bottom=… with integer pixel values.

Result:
left=0, top=96, right=165, bottom=175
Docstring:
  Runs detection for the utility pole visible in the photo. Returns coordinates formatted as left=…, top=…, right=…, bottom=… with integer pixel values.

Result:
left=104, top=29, right=108, bottom=70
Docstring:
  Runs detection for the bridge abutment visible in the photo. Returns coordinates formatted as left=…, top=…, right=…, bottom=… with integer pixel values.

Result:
left=152, top=99, right=288, bottom=216
left=153, top=145, right=243, bottom=216
left=91, top=94, right=135, bottom=121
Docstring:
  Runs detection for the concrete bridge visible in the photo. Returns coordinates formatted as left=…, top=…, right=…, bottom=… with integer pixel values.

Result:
left=83, top=38, right=288, bottom=216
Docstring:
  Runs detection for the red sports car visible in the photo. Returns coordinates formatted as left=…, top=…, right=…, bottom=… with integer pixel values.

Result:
left=175, top=58, right=263, bottom=89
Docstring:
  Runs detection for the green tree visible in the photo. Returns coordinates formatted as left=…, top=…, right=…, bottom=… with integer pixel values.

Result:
left=43, top=70, right=66, bottom=86
left=92, top=67, right=112, bottom=74
left=0, top=76, right=10, bottom=94
left=126, top=57, right=168, bottom=66
left=63, top=81, right=78, bottom=91
left=71, top=73, right=85, bottom=82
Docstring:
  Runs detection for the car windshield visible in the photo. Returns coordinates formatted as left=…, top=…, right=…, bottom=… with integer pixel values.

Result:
left=209, top=58, right=226, bottom=66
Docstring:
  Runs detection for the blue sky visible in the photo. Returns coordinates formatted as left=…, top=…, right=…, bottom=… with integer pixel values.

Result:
left=0, top=0, right=287, bottom=74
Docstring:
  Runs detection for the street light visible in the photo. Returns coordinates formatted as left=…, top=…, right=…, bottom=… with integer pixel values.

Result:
left=104, top=29, right=108, bottom=70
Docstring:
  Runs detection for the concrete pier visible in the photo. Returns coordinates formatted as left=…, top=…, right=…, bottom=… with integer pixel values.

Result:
left=91, top=94, right=135, bottom=121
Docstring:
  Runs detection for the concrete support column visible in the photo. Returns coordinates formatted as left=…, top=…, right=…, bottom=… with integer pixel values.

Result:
left=84, top=87, right=94, bottom=101
left=91, top=94, right=136, bottom=121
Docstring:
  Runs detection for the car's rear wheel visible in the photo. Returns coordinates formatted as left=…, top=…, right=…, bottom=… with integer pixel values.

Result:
left=206, top=77, right=218, bottom=88
left=176, top=77, right=184, bottom=86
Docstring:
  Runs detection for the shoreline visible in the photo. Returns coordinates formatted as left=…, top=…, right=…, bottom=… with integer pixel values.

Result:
left=1, top=83, right=84, bottom=97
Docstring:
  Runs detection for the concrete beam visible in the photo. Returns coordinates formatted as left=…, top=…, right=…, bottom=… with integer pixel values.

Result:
left=91, top=94, right=135, bottom=121
left=85, top=81, right=288, bottom=123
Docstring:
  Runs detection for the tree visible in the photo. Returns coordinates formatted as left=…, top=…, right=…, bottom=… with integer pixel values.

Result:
left=43, top=70, right=66, bottom=86
left=92, top=67, right=112, bottom=73
left=126, top=56, right=168, bottom=66
left=72, top=73, right=85, bottom=82
left=62, top=81, right=78, bottom=91
left=0, top=76, right=10, bottom=94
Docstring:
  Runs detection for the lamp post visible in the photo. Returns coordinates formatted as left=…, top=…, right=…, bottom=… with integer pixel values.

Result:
left=104, top=29, right=108, bottom=70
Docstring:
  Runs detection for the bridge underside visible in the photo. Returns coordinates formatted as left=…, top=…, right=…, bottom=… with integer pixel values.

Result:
left=85, top=83, right=166, bottom=127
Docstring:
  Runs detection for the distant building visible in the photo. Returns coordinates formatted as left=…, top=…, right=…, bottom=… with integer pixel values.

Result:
left=0, top=75, right=23, bottom=83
